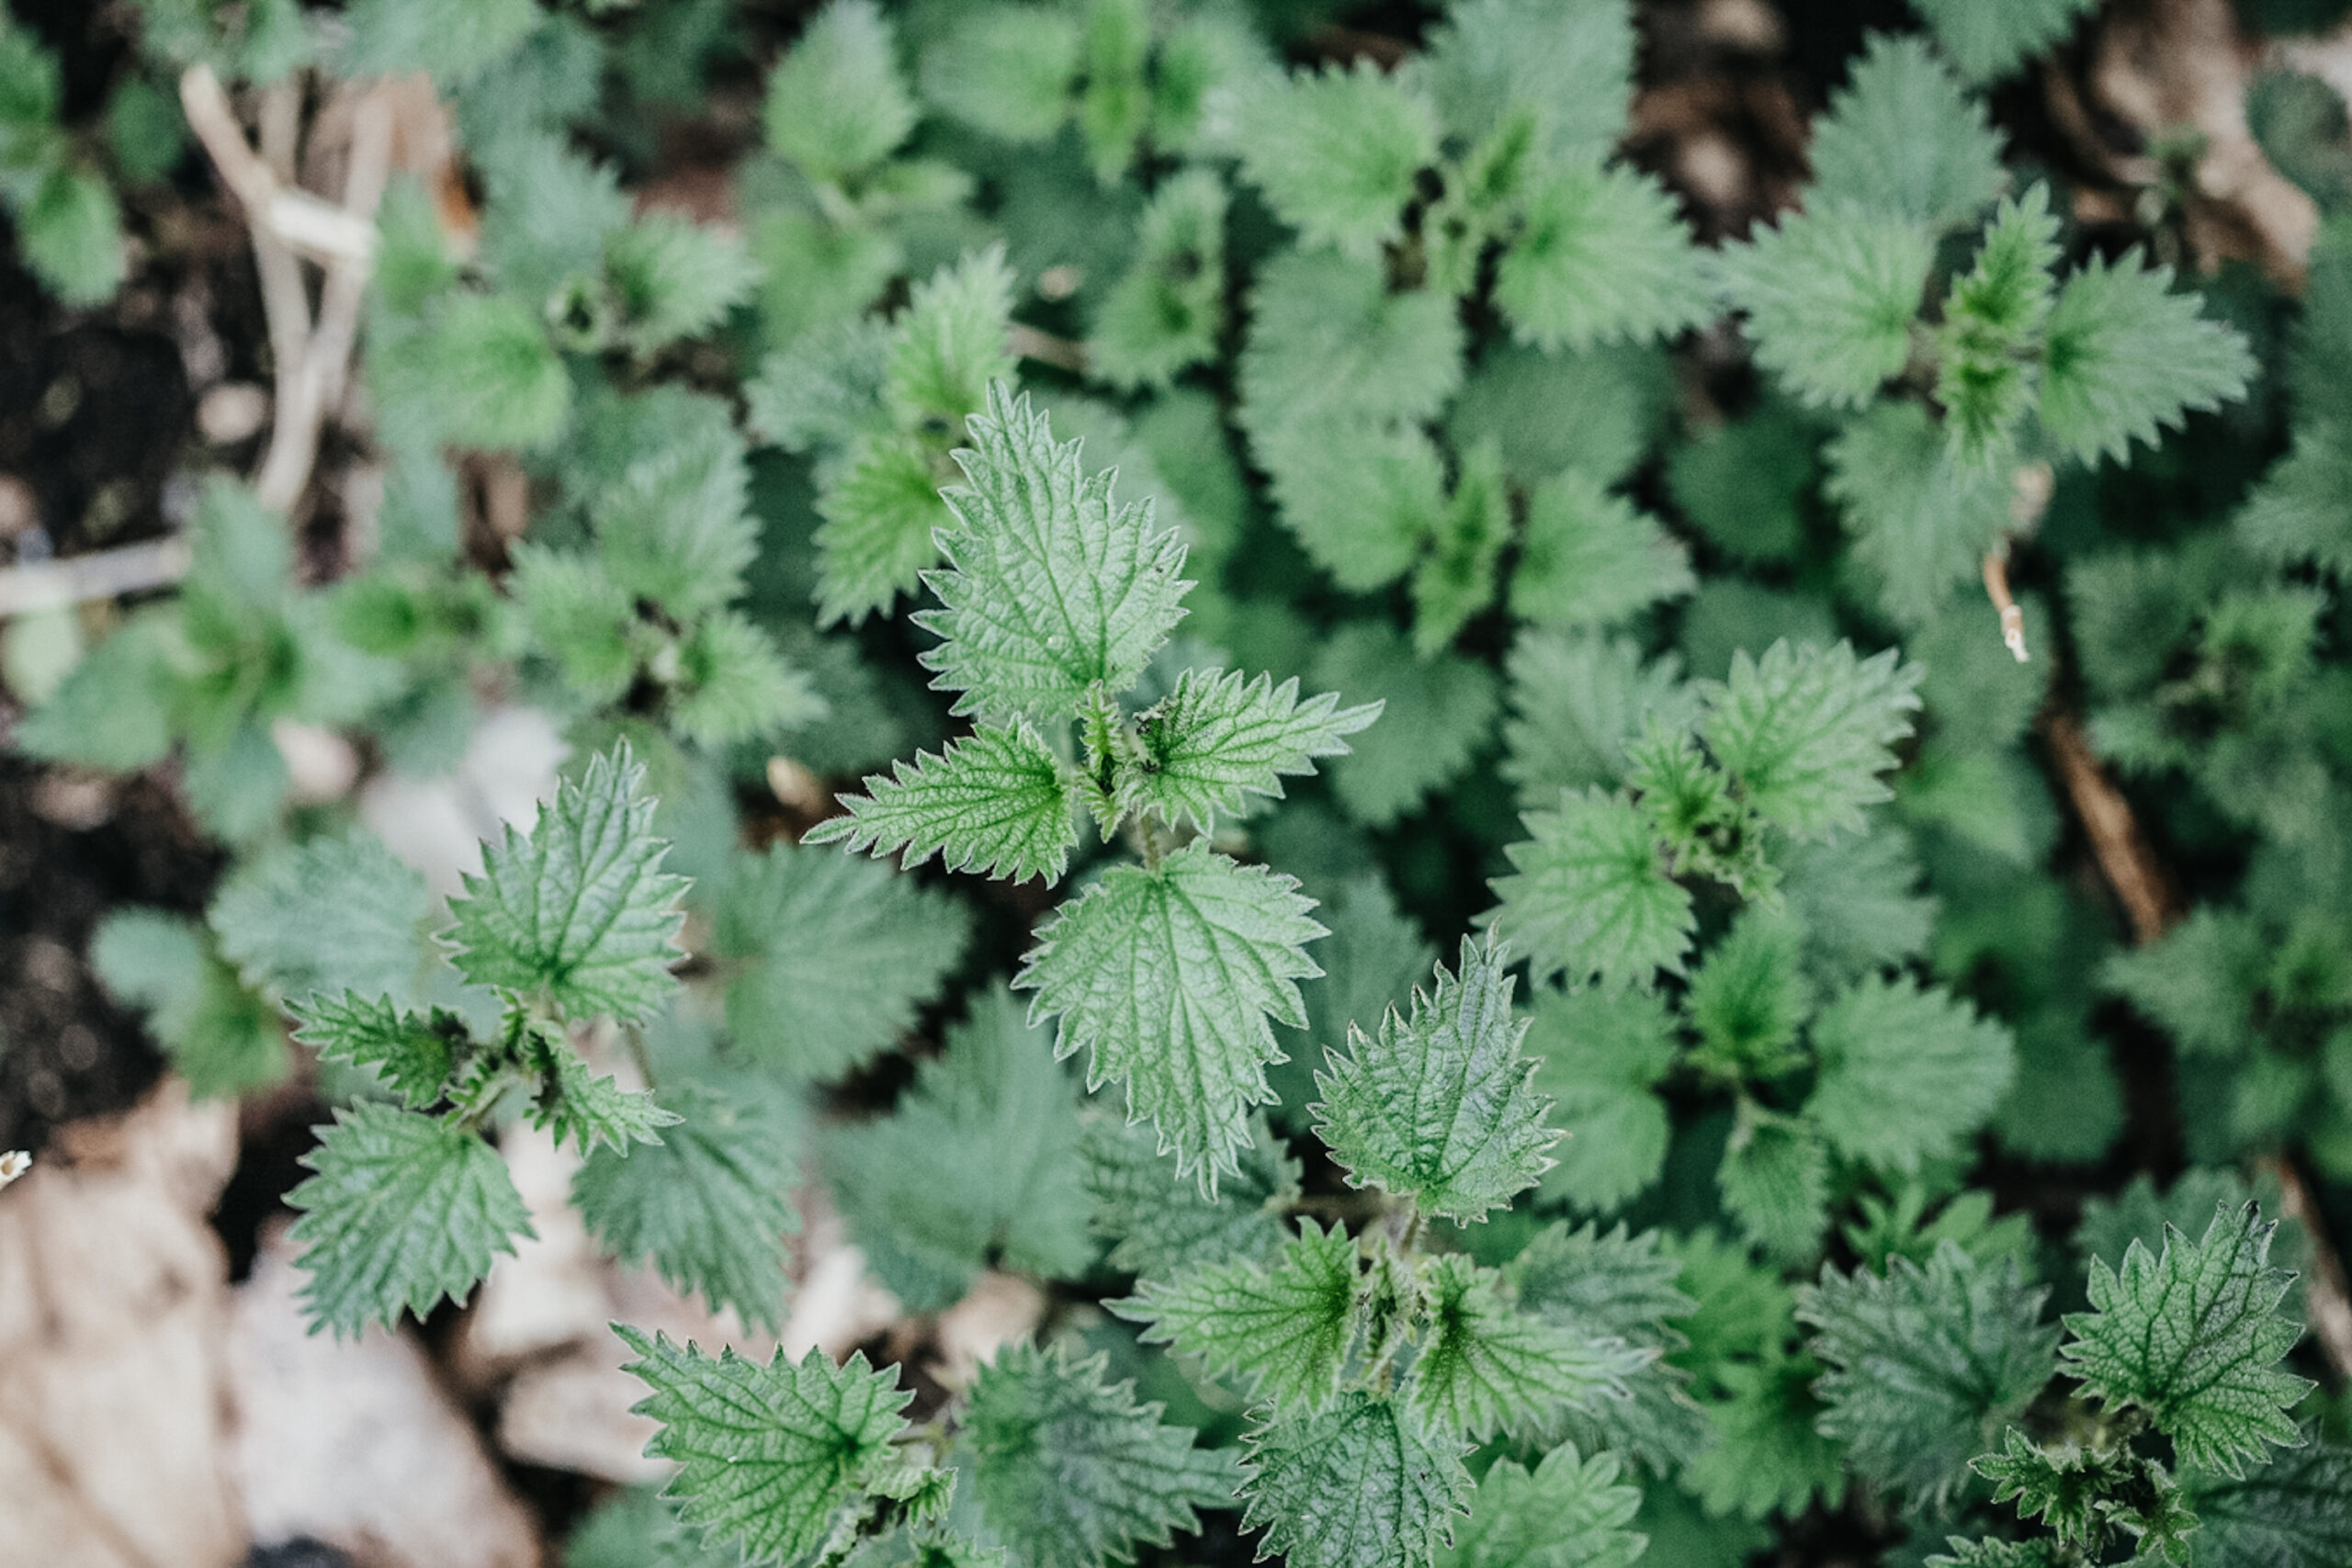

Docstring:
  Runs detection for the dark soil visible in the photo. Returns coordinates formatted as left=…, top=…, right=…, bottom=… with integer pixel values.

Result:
left=0, top=757, right=221, bottom=1155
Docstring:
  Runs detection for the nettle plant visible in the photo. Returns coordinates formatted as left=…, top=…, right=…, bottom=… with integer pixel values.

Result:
left=21, top=0, right=2352, bottom=1564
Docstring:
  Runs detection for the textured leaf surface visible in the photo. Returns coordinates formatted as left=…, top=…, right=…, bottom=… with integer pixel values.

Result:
left=576, top=1076, right=801, bottom=1332
left=1799, top=1243, right=2059, bottom=1503
left=1310, top=623, right=1500, bottom=827
left=446, top=745, right=686, bottom=1023
left=1521, top=987, right=1677, bottom=1213
left=1441, top=1441, right=1645, bottom=1568
left=1118, top=1219, right=1363, bottom=1413
left=713, top=842, right=970, bottom=1078
left=1510, top=469, right=1695, bottom=631
left=1125, top=669, right=1378, bottom=833
left=2060, top=1201, right=2315, bottom=1476
left=1718, top=1116, right=1830, bottom=1264
left=1413, top=1255, right=1642, bottom=1440
left=1490, top=788, right=1694, bottom=991
left=1826, top=400, right=2013, bottom=625
left=1700, top=639, right=1923, bottom=840
left=288, top=993, right=458, bottom=1110
left=1806, top=976, right=2015, bottom=1173
left=2187, top=1435, right=2352, bottom=1568
left=1500, top=631, right=1697, bottom=810
left=1804, top=33, right=2005, bottom=230
left=1315, top=938, right=1558, bottom=1221
left=828, top=987, right=1092, bottom=1311
left=1717, top=208, right=1932, bottom=409
left=616, top=1329, right=910, bottom=1564
left=1423, top=0, right=1633, bottom=161
left=2039, top=251, right=2255, bottom=467
left=805, top=717, right=1080, bottom=885
left=964, top=1342, right=1234, bottom=1568
left=1495, top=164, right=1704, bottom=353
left=1083, top=1112, right=1301, bottom=1280
left=1234, top=62, right=1436, bottom=255
left=288, top=1102, right=532, bottom=1337
left=919, top=385, right=1190, bottom=721
left=1913, top=0, right=2102, bottom=82
left=1240, top=1393, right=1472, bottom=1568
left=209, top=831, right=432, bottom=1006
left=1020, top=842, right=1323, bottom=1190
left=762, top=0, right=915, bottom=182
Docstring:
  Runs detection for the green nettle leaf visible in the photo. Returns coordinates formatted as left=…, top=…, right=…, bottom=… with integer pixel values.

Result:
left=1825, top=400, right=2013, bottom=626
left=1411, top=437, right=1511, bottom=655
left=20, top=165, right=125, bottom=307
left=1412, top=1255, right=1642, bottom=1440
left=712, top=841, right=971, bottom=1079
left=920, top=4, right=1080, bottom=141
left=1521, top=987, right=1677, bottom=1213
left=827, top=987, right=1093, bottom=1311
left=887, top=246, right=1018, bottom=428
left=1805, top=976, right=2016, bottom=1173
left=1912, top=0, right=2099, bottom=81
left=1118, top=1219, right=1364, bottom=1413
left=1424, top=0, right=1632, bottom=159
left=817, top=432, right=956, bottom=627
left=1507, top=1222, right=1711, bottom=1475
left=1499, top=630, right=1697, bottom=810
left=1239, top=1393, right=1473, bottom=1568
left=1804, top=32, right=2006, bottom=231
left=287, top=1102, right=534, bottom=1337
left=524, top=1031, right=680, bottom=1156
left=1314, top=938, right=1559, bottom=1222
left=1020, top=840, right=1324, bottom=1190
left=1495, top=162, right=1705, bottom=354
left=1700, top=639, right=1924, bottom=840
left=1123, top=668, right=1379, bottom=833
left=1970, top=1428, right=2187, bottom=1555
left=762, top=0, right=916, bottom=184
left=289, top=992, right=460, bottom=1110
left=1716, top=207, right=1933, bottom=410
left=1440, top=1440, right=1645, bottom=1568
left=1083, top=1111, right=1302, bottom=1280
left=388, top=291, right=571, bottom=451
left=2037, top=250, right=2256, bottom=467
left=1684, top=1350, right=1849, bottom=1521
left=963, top=1341, right=1235, bottom=1568
left=806, top=716, right=1080, bottom=885
left=1717, top=1114, right=1830, bottom=1264
left=2185, top=1434, right=2352, bottom=1568
left=1924, top=1538, right=2066, bottom=1568
left=575, top=1076, right=801, bottom=1333
left=2059, top=1201, right=2317, bottom=1476
left=564, top=1485, right=741, bottom=1568
left=1511, top=468, right=1696, bottom=632
left=918, top=385, right=1190, bottom=723
left=209, top=830, right=432, bottom=1006
left=616, top=1329, right=911, bottom=1564
left=1682, top=905, right=1812, bottom=1079
left=1490, top=787, right=1695, bottom=991
left=1235, top=62, right=1437, bottom=256
left=1091, top=168, right=1229, bottom=391
left=1239, top=248, right=1465, bottom=435
left=91, top=909, right=289, bottom=1099
left=445, top=745, right=686, bottom=1023
left=1936, top=186, right=2062, bottom=461
left=1798, top=1243, right=2060, bottom=1504
left=588, top=417, right=759, bottom=622
left=1311, top=622, right=1501, bottom=828
left=604, top=213, right=759, bottom=349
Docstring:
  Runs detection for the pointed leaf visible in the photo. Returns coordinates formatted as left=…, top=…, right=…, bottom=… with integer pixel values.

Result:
left=1124, top=668, right=1380, bottom=833
left=806, top=716, right=1080, bottom=885
left=1117, top=1219, right=1363, bottom=1414
left=1239, top=1393, right=1472, bottom=1568
left=1019, top=841, right=1323, bottom=1190
left=445, top=743, right=687, bottom=1023
left=1314, top=937, right=1558, bottom=1221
